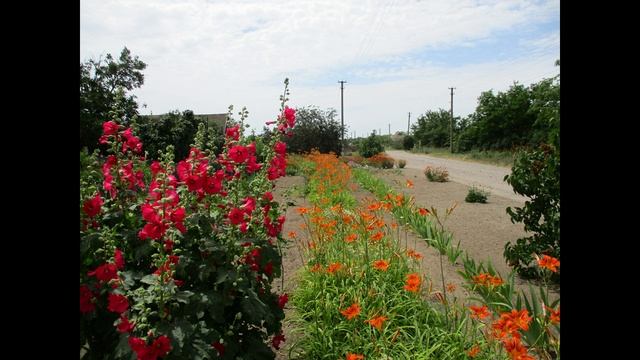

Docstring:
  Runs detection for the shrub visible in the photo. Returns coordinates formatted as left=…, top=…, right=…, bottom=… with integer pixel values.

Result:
left=402, top=135, right=415, bottom=150
left=397, top=159, right=407, bottom=168
left=504, top=143, right=560, bottom=281
left=359, top=132, right=384, bottom=158
left=424, top=166, right=449, bottom=182
left=366, top=153, right=395, bottom=169
left=282, top=106, right=344, bottom=155
left=465, top=186, right=489, bottom=203
left=80, top=81, right=294, bottom=359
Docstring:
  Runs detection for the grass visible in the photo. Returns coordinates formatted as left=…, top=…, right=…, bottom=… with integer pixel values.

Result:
left=406, top=147, right=516, bottom=168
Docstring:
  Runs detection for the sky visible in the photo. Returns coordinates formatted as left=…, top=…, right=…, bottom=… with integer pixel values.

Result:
left=80, top=0, right=559, bottom=137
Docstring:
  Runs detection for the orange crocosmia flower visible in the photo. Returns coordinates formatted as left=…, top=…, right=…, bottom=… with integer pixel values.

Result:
left=469, top=305, right=490, bottom=320
left=342, top=215, right=353, bottom=224
left=418, top=208, right=429, bottom=216
left=467, top=344, right=481, bottom=358
left=327, top=262, right=342, bottom=274
left=288, top=231, right=297, bottom=239
left=406, top=180, right=414, bottom=188
left=299, top=223, right=307, bottom=230
left=404, top=273, right=421, bottom=292
left=391, top=222, right=398, bottom=229
left=367, top=203, right=381, bottom=212
left=373, top=260, right=389, bottom=271
left=406, top=249, right=423, bottom=260
left=346, top=353, right=364, bottom=360
left=345, top=233, right=358, bottom=243
left=296, top=207, right=308, bottom=215
left=340, top=303, right=361, bottom=320
left=308, top=241, right=316, bottom=249
left=446, top=283, right=456, bottom=293
left=371, top=231, right=384, bottom=242
left=508, top=309, right=532, bottom=331
left=537, top=254, right=560, bottom=273
left=546, top=306, right=560, bottom=324
left=365, top=315, right=388, bottom=330
left=489, top=276, right=504, bottom=287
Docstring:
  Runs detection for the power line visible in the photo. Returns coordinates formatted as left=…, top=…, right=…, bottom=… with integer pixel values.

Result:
left=449, top=87, right=455, bottom=153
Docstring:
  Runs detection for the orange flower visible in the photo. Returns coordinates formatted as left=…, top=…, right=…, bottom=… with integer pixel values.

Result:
left=418, top=208, right=430, bottom=216
left=406, top=249, right=423, bottom=260
left=288, top=231, right=297, bottom=239
left=364, top=315, right=388, bottom=330
left=446, top=283, right=456, bottom=293
left=473, top=273, right=503, bottom=287
left=467, top=344, right=481, bottom=358
left=391, top=222, right=398, bottom=229
left=546, top=306, right=560, bottom=324
left=502, top=337, right=534, bottom=360
left=310, top=263, right=323, bottom=272
left=373, top=260, right=389, bottom=271
left=404, top=273, right=421, bottom=292
left=537, top=255, right=560, bottom=273
left=469, top=305, right=490, bottom=320
left=341, top=303, right=361, bottom=320
left=345, top=233, right=358, bottom=243
left=308, top=241, right=316, bottom=249
left=346, top=353, right=364, bottom=360
left=370, top=231, right=384, bottom=242
left=296, top=207, right=308, bottom=215
left=327, top=262, right=342, bottom=274
left=406, top=180, right=414, bottom=188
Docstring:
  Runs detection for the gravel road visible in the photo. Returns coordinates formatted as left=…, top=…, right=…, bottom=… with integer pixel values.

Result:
left=386, top=150, right=527, bottom=202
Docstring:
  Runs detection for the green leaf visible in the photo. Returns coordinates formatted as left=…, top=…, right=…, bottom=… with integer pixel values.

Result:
left=176, top=290, right=194, bottom=304
left=140, top=274, right=157, bottom=285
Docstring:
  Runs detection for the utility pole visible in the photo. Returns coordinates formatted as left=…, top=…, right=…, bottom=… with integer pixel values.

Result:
left=407, top=112, right=411, bottom=135
left=449, top=87, right=455, bottom=153
left=388, top=123, right=391, bottom=136
left=338, top=80, right=347, bottom=155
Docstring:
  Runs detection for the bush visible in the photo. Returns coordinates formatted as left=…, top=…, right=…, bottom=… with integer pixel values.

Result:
left=359, top=132, right=384, bottom=158
left=504, top=143, right=560, bottom=281
left=80, top=81, right=294, bottom=359
left=402, top=135, right=415, bottom=150
left=366, top=153, right=395, bottom=169
left=465, top=186, right=489, bottom=203
left=424, top=166, right=449, bottom=182
left=397, top=159, right=407, bottom=168
left=282, top=106, right=344, bottom=156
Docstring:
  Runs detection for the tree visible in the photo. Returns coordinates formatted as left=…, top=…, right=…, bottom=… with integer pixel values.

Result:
left=359, top=131, right=384, bottom=158
left=283, top=106, right=344, bottom=155
left=80, top=47, right=146, bottom=151
left=411, top=110, right=454, bottom=148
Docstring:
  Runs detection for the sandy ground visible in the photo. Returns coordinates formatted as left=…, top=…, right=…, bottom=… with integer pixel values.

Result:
left=386, top=149, right=528, bottom=202
left=271, top=167, right=559, bottom=358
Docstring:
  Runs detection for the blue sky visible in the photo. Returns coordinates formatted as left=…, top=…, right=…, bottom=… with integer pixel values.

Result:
left=81, top=0, right=559, bottom=137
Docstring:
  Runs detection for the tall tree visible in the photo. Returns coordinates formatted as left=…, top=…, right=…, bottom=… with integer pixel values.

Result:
left=411, top=109, right=454, bottom=148
left=80, top=47, right=146, bottom=151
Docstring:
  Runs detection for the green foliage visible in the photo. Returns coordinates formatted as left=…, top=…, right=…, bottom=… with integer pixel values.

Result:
left=402, top=135, right=415, bottom=150
left=411, top=110, right=455, bottom=148
left=504, top=144, right=560, bottom=280
left=465, top=186, right=489, bottom=203
left=359, top=132, right=384, bottom=158
left=80, top=47, right=146, bottom=152
left=136, top=110, right=224, bottom=161
left=283, top=106, right=345, bottom=155
left=424, top=166, right=449, bottom=182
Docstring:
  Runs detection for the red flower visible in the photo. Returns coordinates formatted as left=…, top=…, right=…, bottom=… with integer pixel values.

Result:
left=107, top=293, right=129, bottom=314
left=284, top=106, right=296, bottom=127
left=88, top=263, right=118, bottom=283
left=278, top=293, right=289, bottom=309
left=114, top=249, right=125, bottom=270
left=117, top=316, right=135, bottom=333
left=82, top=193, right=103, bottom=218
left=228, top=207, right=246, bottom=225
left=263, top=192, right=273, bottom=202
left=212, top=341, right=225, bottom=356
left=102, top=121, right=119, bottom=136
left=226, top=125, right=240, bottom=140
left=274, top=141, right=287, bottom=156
left=263, top=262, right=274, bottom=276
left=272, top=332, right=285, bottom=350
left=150, top=336, right=172, bottom=357
left=228, top=145, right=249, bottom=164
left=80, top=285, right=95, bottom=313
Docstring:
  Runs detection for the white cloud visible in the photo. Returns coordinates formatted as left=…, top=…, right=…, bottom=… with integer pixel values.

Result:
left=81, top=0, right=559, bottom=136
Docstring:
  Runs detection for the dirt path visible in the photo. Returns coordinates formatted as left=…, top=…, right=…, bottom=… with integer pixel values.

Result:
left=386, top=150, right=527, bottom=202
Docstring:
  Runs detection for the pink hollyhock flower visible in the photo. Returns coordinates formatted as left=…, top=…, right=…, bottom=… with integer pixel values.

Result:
left=228, top=145, right=249, bottom=164
left=114, top=249, right=125, bottom=270
left=107, top=293, right=129, bottom=313
left=82, top=193, right=103, bottom=218
left=88, top=263, right=118, bottom=282
left=263, top=192, right=273, bottom=202
left=212, top=341, right=225, bottom=356
left=284, top=106, right=296, bottom=127
left=278, top=293, right=288, bottom=309
left=274, top=141, right=286, bottom=156
left=264, top=262, right=274, bottom=276
left=117, top=316, right=134, bottom=333
left=226, top=125, right=240, bottom=140
left=228, top=207, right=245, bottom=225
left=272, top=332, right=285, bottom=350
left=102, top=121, right=119, bottom=136
left=80, top=285, right=95, bottom=313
